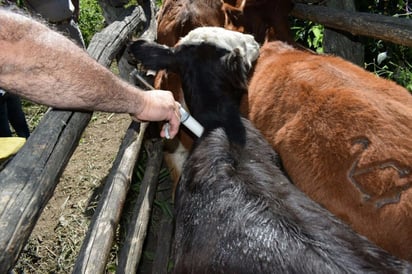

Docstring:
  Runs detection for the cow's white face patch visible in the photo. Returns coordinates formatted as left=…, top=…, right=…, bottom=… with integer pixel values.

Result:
left=178, top=27, right=260, bottom=68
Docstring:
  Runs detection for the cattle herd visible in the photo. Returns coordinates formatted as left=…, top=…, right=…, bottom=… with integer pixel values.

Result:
left=128, top=0, right=412, bottom=272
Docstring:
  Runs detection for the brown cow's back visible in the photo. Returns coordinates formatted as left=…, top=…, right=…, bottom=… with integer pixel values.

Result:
left=247, top=41, right=412, bottom=261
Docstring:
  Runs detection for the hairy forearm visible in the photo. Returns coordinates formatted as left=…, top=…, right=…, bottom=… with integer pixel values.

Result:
left=0, top=8, right=144, bottom=115
left=0, top=8, right=182, bottom=138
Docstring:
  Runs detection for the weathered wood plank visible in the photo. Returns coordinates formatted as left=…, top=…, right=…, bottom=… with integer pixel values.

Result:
left=291, top=3, right=412, bottom=47
left=87, top=4, right=147, bottom=68
left=151, top=191, right=174, bottom=274
left=73, top=121, right=148, bottom=274
left=0, top=110, right=92, bottom=273
left=117, top=0, right=158, bottom=81
left=116, top=138, right=164, bottom=274
left=73, top=2, right=158, bottom=273
left=151, top=219, right=174, bottom=274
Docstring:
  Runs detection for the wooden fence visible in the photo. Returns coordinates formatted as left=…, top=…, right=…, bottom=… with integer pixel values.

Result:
left=0, top=0, right=411, bottom=273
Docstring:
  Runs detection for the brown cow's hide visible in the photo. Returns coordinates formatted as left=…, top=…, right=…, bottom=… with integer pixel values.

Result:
left=246, top=41, right=412, bottom=261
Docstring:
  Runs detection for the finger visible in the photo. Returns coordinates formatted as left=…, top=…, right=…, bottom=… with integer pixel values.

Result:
left=164, top=123, right=171, bottom=139
left=160, top=122, right=173, bottom=139
left=160, top=101, right=181, bottom=139
left=160, top=114, right=180, bottom=139
left=168, top=118, right=180, bottom=138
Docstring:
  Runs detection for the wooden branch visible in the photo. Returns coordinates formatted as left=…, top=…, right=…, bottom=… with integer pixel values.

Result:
left=151, top=217, right=174, bottom=274
left=87, top=4, right=147, bottom=68
left=0, top=110, right=91, bottom=273
left=98, top=0, right=136, bottom=25
left=152, top=183, right=174, bottom=274
left=74, top=2, right=159, bottom=272
left=138, top=0, right=158, bottom=41
left=291, top=3, right=412, bottom=47
left=73, top=121, right=148, bottom=274
left=116, top=139, right=164, bottom=274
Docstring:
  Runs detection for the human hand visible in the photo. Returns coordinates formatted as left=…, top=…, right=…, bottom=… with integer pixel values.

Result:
left=133, top=89, right=181, bottom=139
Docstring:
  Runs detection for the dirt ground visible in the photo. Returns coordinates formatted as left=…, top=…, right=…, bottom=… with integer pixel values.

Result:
left=13, top=112, right=132, bottom=273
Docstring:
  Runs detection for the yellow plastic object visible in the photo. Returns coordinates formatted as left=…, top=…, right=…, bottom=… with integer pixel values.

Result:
left=0, top=137, right=26, bottom=161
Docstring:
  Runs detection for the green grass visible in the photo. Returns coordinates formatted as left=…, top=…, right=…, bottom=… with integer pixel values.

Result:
left=79, top=0, right=105, bottom=47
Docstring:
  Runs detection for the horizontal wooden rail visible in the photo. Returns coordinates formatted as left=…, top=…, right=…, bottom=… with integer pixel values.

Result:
left=117, top=138, right=164, bottom=273
left=291, top=3, right=412, bottom=47
left=0, top=110, right=91, bottom=273
left=73, top=121, right=148, bottom=274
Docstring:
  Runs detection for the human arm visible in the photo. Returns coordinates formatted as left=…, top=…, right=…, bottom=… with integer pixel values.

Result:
left=0, top=8, right=180, bottom=138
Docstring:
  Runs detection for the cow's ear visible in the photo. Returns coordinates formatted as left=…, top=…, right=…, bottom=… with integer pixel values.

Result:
left=127, top=40, right=178, bottom=72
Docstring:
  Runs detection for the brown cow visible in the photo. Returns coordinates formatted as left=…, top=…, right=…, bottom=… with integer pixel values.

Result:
left=155, top=0, right=295, bottom=100
left=244, top=40, right=412, bottom=261
left=156, top=0, right=295, bottom=47
left=222, top=0, right=295, bottom=44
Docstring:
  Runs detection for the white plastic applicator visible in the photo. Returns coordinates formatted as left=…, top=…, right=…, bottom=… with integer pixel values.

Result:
left=164, top=107, right=204, bottom=139
left=179, top=106, right=204, bottom=138
left=130, top=69, right=204, bottom=138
